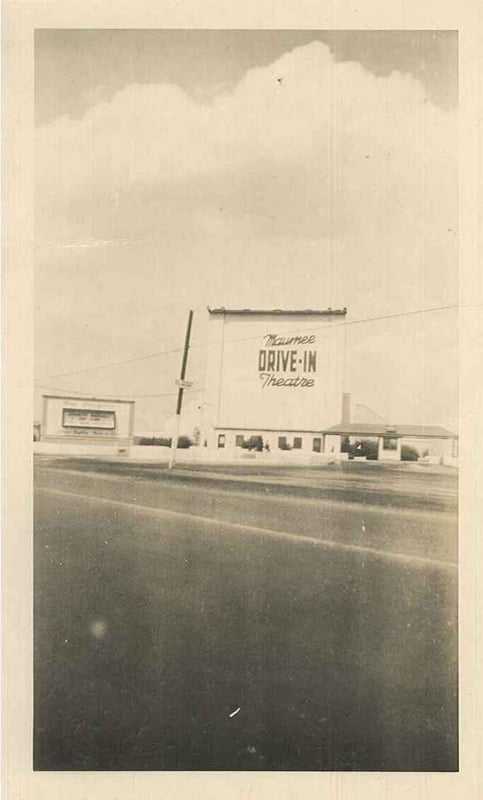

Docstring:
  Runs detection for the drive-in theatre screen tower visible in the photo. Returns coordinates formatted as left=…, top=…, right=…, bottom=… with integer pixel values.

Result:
left=202, top=307, right=348, bottom=455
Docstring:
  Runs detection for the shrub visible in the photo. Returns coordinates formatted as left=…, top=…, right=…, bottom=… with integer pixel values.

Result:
left=243, top=435, right=263, bottom=452
left=137, top=436, right=192, bottom=448
left=138, top=437, right=171, bottom=447
left=401, top=444, right=419, bottom=461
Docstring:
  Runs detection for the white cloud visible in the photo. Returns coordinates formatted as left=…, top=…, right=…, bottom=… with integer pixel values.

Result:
left=35, top=41, right=458, bottom=429
left=37, top=41, right=456, bottom=240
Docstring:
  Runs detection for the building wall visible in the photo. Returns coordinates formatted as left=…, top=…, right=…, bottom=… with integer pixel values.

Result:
left=41, top=396, right=135, bottom=446
left=203, top=311, right=346, bottom=446
left=213, top=428, right=327, bottom=454
left=402, top=436, right=456, bottom=458
left=378, top=435, right=401, bottom=461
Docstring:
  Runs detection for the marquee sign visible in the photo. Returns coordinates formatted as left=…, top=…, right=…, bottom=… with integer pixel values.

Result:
left=62, top=408, right=116, bottom=430
left=41, top=394, right=134, bottom=444
left=258, top=332, right=317, bottom=389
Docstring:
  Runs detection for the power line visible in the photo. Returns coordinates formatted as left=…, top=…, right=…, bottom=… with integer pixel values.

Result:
left=132, top=388, right=203, bottom=399
left=35, top=384, right=104, bottom=396
left=34, top=304, right=457, bottom=382
left=354, top=403, right=388, bottom=423
left=35, top=346, right=182, bottom=381
left=35, top=383, right=203, bottom=400
left=203, top=304, right=458, bottom=349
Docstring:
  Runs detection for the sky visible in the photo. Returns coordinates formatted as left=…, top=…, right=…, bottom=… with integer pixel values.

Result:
left=34, top=30, right=458, bottom=433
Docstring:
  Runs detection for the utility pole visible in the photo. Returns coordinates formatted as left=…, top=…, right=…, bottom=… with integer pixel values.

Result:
left=168, top=310, right=194, bottom=470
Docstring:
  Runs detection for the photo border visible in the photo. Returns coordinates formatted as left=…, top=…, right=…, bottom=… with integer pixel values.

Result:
left=3, top=2, right=481, bottom=798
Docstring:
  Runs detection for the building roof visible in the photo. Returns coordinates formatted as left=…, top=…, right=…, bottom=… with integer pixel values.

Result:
left=215, top=427, right=326, bottom=434
left=322, top=423, right=457, bottom=439
left=207, top=307, right=347, bottom=316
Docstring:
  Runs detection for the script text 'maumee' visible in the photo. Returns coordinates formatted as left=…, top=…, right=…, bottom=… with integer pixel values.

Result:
left=263, top=333, right=316, bottom=347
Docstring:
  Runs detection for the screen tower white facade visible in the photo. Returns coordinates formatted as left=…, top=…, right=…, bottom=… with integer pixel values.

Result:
left=202, top=307, right=347, bottom=454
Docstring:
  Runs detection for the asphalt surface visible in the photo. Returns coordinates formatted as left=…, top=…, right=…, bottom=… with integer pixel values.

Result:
left=34, top=460, right=458, bottom=771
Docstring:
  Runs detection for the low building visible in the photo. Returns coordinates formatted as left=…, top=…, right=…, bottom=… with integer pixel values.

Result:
left=322, top=422, right=458, bottom=463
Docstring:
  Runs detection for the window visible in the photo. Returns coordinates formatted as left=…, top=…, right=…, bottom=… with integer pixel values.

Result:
left=383, top=437, right=397, bottom=451
left=278, top=436, right=287, bottom=449
left=313, top=437, right=321, bottom=453
left=293, top=437, right=302, bottom=449
left=62, top=408, right=116, bottom=430
left=235, top=435, right=244, bottom=447
left=217, top=434, right=226, bottom=448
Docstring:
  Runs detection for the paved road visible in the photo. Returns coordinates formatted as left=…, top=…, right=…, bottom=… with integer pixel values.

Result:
left=34, top=462, right=458, bottom=771
left=35, top=455, right=458, bottom=512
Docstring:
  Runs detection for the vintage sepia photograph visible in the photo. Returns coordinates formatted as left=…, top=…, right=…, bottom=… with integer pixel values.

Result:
left=33, top=29, right=458, bottom=772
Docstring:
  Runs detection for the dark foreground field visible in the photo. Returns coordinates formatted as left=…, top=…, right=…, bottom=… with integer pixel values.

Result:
left=34, top=459, right=458, bottom=771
